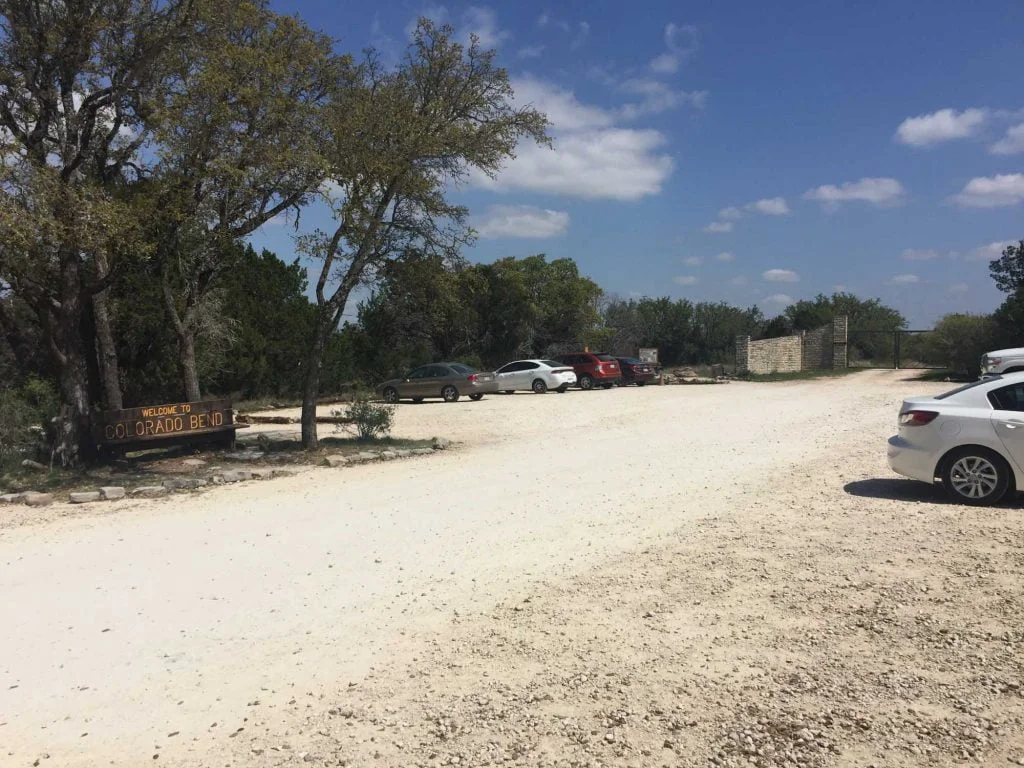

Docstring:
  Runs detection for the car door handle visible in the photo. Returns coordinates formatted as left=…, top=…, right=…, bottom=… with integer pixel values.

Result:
left=1005, top=420, right=1024, bottom=428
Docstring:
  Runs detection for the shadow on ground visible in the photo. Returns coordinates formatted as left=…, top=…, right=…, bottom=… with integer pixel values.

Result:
left=843, top=478, right=948, bottom=503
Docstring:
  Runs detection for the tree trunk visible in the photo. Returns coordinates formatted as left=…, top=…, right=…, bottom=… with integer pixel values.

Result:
left=92, top=286, right=123, bottom=411
left=179, top=330, right=202, bottom=402
left=300, top=314, right=332, bottom=450
left=54, top=254, right=96, bottom=466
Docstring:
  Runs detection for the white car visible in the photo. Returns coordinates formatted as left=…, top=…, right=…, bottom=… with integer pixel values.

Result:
left=887, top=373, right=1024, bottom=505
left=981, top=347, right=1024, bottom=376
left=494, top=359, right=577, bottom=394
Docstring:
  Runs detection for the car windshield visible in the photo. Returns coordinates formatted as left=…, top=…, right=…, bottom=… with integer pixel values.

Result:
left=934, top=378, right=998, bottom=400
left=596, top=354, right=616, bottom=362
left=449, top=363, right=475, bottom=374
left=541, top=360, right=563, bottom=367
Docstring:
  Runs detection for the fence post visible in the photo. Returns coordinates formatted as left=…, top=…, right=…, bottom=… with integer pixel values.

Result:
left=832, top=316, right=848, bottom=369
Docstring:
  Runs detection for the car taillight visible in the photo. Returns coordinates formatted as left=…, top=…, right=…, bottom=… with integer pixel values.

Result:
left=467, top=374, right=478, bottom=382
left=900, top=410, right=939, bottom=426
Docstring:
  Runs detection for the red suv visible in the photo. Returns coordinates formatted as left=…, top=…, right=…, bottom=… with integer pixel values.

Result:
left=555, top=352, right=622, bottom=390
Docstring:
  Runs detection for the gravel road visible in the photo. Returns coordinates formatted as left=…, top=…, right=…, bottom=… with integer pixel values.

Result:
left=2, top=371, right=1022, bottom=768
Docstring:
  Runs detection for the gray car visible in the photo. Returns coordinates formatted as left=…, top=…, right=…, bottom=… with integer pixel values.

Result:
left=377, top=363, right=499, bottom=403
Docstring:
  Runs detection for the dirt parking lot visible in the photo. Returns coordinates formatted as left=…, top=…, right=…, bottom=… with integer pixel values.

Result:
left=2, top=371, right=1023, bottom=768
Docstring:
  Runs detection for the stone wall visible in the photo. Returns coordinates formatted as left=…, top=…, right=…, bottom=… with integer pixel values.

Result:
left=736, top=315, right=849, bottom=374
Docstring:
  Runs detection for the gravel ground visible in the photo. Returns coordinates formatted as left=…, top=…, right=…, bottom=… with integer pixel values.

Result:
left=1, top=371, right=1022, bottom=768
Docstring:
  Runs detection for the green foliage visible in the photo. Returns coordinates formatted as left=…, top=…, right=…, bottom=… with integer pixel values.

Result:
left=784, top=293, right=906, bottom=365
left=920, top=314, right=998, bottom=377
left=988, top=240, right=1024, bottom=294
left=337, top=397, right=396, bottom=441
left=0, top=376, right=57, bottom=464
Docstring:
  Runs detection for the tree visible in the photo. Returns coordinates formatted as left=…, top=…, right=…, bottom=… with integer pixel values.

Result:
left=0, top=0, right=197, bottom=463
left=297, top=20, right=549, bottom=449
left=149, top=0, right=336, bottom=401
left=989, top=240, right=1024, bottom=294
left=922, top=313, right=997, bottom=378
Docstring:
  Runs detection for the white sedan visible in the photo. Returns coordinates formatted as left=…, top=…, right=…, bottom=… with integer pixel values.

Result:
left=887, top=373, right=1024, bottom=505
left=494, top=359, right=577, bottom=394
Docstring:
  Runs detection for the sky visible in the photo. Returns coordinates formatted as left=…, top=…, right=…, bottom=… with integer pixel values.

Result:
left=251, top=0, right=1024, bottom=327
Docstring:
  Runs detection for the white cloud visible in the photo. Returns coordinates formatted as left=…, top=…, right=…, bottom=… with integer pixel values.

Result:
left=718, top=206, right=742, bottom=220
left=762, top=269, right=800, bottom=283
left=511, top=76, right=612, bottom=131
left=674, top=275, right=698, bottom=286
left=895, top=108, right=988, bottom=147
left=703, top=221, right=733, bottom=234
left=649, top=23, right=699, bottom=74
left=570, top=21, right=589, bottom=50
left=949, top=282, right=969, bottom=294
left=406, top=5, right=449, bottom=37
left=462, top=6, right=510, bottom=48
left=952, top=173, right=1024, bottom=207
left=991, top=123, right=1024, bottom=155
left=730, top=275, right=748, bottom=286
left=477, top=77, right=678, bottom=201
left=763, top=294, right=793, bottom=308
left=472, top=128, right=673, bottom=200
left=965, top=240, right=1015, bottom=261
left=616, top=79, right=707, bottom=120
left=682, top=256, right=703, bottom=266
left=803, top=177, right=905, bottom=207
left=901, top=248, right=941, bottom=261
left=890, top=274, right=920, bottom=285
left=746, top=196, right=790, bottom=216
left=715, top=251, right=735, bottom=262
left=517, top=44, right=545, bottom=59
left=537, top=12, right=549, bottom=27
left=474, top=205, right=569, bottom=238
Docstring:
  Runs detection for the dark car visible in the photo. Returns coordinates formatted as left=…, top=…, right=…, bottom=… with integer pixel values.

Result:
left=554, top=352, right=622, bottom=390
left=376, top=363, right=498, bottom=403
left=615, top=357, right=656, bottom=386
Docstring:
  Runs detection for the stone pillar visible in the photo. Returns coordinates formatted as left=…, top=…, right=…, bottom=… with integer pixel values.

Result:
left=735, top=335, right=751, bottom=373
left=832, top=315, right=848, bottom=369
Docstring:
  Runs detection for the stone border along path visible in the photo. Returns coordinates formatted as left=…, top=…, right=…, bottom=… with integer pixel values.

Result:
left=0, top=437, right=454, bottom=508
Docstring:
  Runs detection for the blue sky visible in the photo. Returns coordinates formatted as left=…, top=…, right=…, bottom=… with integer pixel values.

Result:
left=252, top=0, right=1024, bottom=326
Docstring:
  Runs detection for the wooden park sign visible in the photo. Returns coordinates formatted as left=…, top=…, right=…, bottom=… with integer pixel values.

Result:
left=94, top=398, right=244, bottom=449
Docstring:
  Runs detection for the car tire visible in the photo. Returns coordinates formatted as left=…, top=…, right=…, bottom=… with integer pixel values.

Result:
left=382, top=387, right=400, bottom=404
left=579, top=374, right=594, bottom=391
left=557, top=384, right=569, bottom=393
left=442, top=385, right=460, bottom=403
left=532, top=378, right=548, bottom=394
left=412, top=397, right=424, bottom=403
left=941, top=447, right=1010, bottom=506
left=637, top=381, right=646, bottom=387
left=469, top=393, right=484, bottom=401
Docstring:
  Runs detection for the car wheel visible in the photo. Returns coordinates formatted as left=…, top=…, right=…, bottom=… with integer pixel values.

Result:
left=579, top=374, right=594, bottom=391
left=442, top=385, right=460, bottom=403
left=557, top=384, right=569, bottom=393
left=637, top=381, right=646, bottom=387
left=382, top=387, right=400, bottom=404
left=942, top=447, right=1010, bottom=506
left=532, top=378, right=548, bottom=394
left=412, top=397, right=424, bottom=403
left=469, top=393, right=484, bottom=401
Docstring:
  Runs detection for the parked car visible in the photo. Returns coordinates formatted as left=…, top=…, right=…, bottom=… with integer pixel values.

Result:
left=377, top=363, right=498, bottom=403
left=887, top=372, right=1024, bottom=505
left=495, top=359, right=577, bottom=394
left=981, top=347, right=1024, bottom=376
left=554, top=352, right=622, bottom=390
left=615, top=357, right=656, bottom=386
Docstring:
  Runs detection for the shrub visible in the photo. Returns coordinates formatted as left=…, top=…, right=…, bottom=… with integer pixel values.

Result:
left=0, top=376, right=58, bottom=465
left=337, top=396, right=396, bottom=441
left=921, top=313, right=998, bottom=378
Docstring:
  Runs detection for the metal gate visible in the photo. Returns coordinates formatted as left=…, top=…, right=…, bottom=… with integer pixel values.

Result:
left=847, top=329, right=940, bottom=369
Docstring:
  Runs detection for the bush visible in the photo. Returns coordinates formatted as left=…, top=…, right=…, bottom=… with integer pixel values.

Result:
left=337, top=396, right=396, bottom=441
left=0, top=376, right=58, bottom=465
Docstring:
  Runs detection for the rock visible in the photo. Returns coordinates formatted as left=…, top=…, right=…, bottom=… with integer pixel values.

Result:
left=249, top=468, right=275, bottom=480
left=70, top=491, right=101, bottom=504
left=324, top=455, right=349, bottom=468
left=182, top=458, right=207, bottom=468
left=270, top=469, right=297, bottom=478
left=21, top=459, right=47, bottom=472
left=23, top=492, right=54, bottom=507
left=355, top=451, right=378, bottom=461
left=100, top=486, right=126, bottom=501
left=412, top=448, right=434, bottom=456
left=380, top=450, right=398, bottom=460
left=187, top=478, right=208, bottom=489
left=131, top=486, right=168, bottom=497
left=0, top=493, right=25, bottom=504
left=221, top=469, right=252, bottom=483
left=225, top=451, right=264, bottom=462
left=162, top=478, right=191, bottom=491
left=393, top=449, right=412, bottom=458
left=431, top=437, right=453, bottom=451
